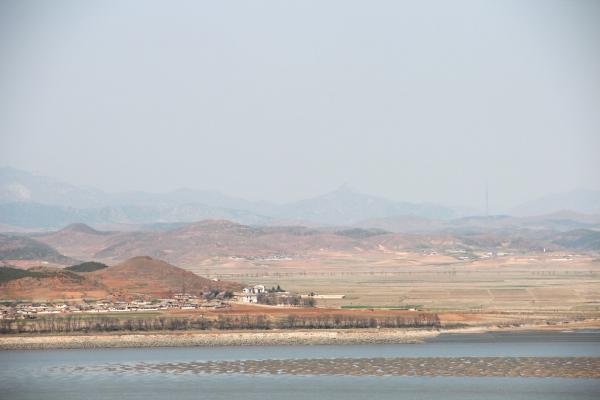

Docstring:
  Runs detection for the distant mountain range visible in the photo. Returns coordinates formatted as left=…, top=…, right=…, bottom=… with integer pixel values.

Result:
left=0, top=167, right=267, bottom=210
left=0, top=167, right=598, bottom=229
left=355, top=211, right=600, bottom=234
left=0, top=168, right=465, bottom=229
left=0, top=202, right=275, bottom=229
left=510, top=189, right=600, bottom=216
left=2, top=220, right=599, bottom=271
left=274, top=185, right=459, bottom=224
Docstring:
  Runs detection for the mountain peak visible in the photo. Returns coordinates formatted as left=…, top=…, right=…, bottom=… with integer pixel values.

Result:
left=59, top=223, right=104, bottom=235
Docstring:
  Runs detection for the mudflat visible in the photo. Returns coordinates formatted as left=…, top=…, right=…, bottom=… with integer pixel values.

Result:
left=63, top=357, right=600, bottom=378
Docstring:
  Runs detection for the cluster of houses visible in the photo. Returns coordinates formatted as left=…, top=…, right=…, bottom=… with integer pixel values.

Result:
left=0, top=293, right=228, bottom=320
left=0, top=284, right=315, bottom=319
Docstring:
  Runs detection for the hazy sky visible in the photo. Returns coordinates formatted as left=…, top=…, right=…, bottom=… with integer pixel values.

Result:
left=1, top=0, right=599, bottom=210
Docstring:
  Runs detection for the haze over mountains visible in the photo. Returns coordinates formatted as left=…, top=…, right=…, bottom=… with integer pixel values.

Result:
left=1, top=167, right=599, bottom=230
left=1, top=168, right=599, bottom=268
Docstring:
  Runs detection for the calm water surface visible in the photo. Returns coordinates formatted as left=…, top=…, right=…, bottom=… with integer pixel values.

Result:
left=1, top=330, right=599, bottom=400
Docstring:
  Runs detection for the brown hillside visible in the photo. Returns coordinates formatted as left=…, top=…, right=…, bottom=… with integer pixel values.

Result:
left=0, top=256, right=239, bottom=301
left=60, top=223, right=106, bottom=235
left=34, top=220, right=483, bottom=265
left=36, top=223, right=118, bottom=260
left=0, top=268, right=106, bottom=301
left=90, top=220, right=369, bottom=264
left=32, top=219, right=596, bottom=268
left=88, top=220, right=469, bottom=265
left=93, top=256, right=239, bottom=298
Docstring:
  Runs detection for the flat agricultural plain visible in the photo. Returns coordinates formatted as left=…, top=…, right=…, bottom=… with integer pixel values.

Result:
left=187, top=251, right=600, bottom=318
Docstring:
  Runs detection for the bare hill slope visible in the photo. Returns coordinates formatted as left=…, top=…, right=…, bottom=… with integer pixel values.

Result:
left=93, top=256, right=238, bottom=297
left=0, top=256, right=238, bottom=301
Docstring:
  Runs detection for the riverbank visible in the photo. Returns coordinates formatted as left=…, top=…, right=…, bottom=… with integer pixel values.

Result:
left=0, top=328, right=441, bottom=349
left=2, top=318, right=599, bottom=350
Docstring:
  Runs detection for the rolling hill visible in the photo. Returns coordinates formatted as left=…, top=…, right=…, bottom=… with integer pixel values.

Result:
left=550, top=229, right=600, bottom=251
left=0, top=256, right=238, bottom=301
left=0, top=234, right=75, bottom=264
left=93, top=256, right=238, bottom=297
left=32, top=220, right=422, bottom=264
left=65, top=261, right=109, bottom=272
left=30, top=219, right=600, bottom=269
left=0, top=266, right=103, bottom=301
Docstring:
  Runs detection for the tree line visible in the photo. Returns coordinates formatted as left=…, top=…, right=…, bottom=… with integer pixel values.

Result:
left=278, top=313, right=440, bottom=329
left=0, top=312, right=440, bottom=334
left=256, top=293, right=316, bottom=307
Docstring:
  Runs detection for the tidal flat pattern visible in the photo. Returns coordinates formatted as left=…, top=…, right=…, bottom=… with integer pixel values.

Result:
left=62, top=357, right=600, bottom=378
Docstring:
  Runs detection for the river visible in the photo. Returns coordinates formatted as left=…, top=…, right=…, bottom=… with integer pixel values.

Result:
left=1, top=330, right=599, bottom=399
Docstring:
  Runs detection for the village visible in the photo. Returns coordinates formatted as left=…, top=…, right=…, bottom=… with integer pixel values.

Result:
left=0, top=294, right=227, bottom=320
left=0, top=284, right=320, bottom=320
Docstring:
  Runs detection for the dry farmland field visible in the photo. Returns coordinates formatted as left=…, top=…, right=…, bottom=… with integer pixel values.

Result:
left=187, top=251, right=600, bottom=315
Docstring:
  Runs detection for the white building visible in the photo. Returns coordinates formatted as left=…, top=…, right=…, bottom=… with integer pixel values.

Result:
left=242, top=285, right=266, bottom=295
left=241, top=294, right=258, bottom=303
